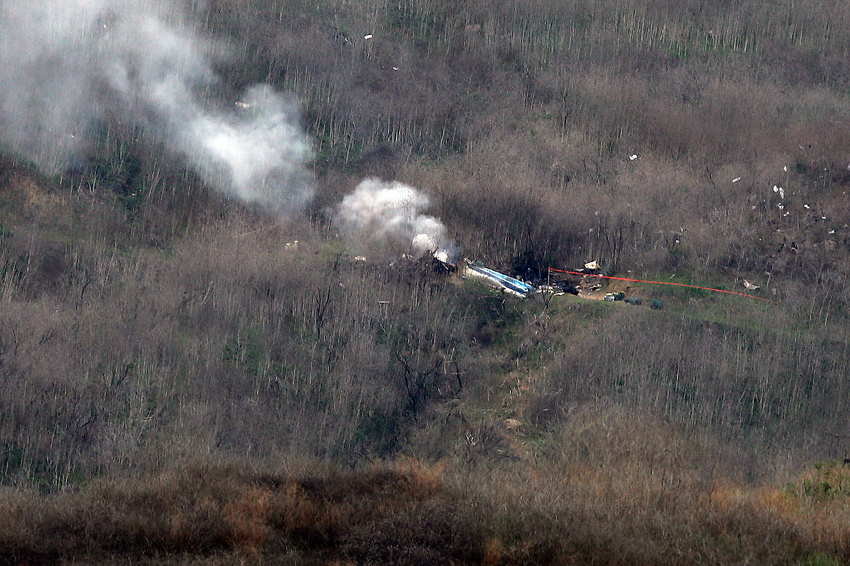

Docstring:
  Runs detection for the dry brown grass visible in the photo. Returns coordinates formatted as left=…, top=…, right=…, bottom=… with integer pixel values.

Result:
left=2, top=411, right=849, bottom=565
left=0, top=462, right=466, bottom=566
left=453, top=405, right=849, bottom=566
left=1, top=1, right=850, bottom=563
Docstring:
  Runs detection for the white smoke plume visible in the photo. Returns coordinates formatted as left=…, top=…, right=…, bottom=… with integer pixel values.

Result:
left=0, top=0, right=313, bottom=215
left=334, top=178, right=454, bottom=260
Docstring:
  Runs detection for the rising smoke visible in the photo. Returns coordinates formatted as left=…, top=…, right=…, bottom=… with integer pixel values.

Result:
left=0, top=1, right=455, bottom=253
left=334, top=178, right=455, bottom=261
left=0, top=0, right=313, bottom=215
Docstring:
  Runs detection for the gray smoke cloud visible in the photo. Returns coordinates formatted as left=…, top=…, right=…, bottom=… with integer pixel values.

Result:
left=334, top=178, right=454, bottom=261
left=0, top=0, right=313, bottom=215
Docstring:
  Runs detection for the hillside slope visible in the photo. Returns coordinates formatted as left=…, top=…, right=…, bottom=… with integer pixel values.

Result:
left=1, top=0, right=850, bottom=564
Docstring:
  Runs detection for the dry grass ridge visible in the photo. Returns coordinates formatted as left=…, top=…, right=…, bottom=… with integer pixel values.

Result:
left=1, top=0, right=850, bottom=564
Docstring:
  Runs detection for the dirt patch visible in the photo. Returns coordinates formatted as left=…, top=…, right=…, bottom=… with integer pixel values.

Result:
left=576, top=278, right=637, bottom=301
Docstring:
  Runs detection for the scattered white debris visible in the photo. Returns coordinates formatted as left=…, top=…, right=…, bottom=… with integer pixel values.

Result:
left=354, top=255, right=367, bottom=262
left=732, top=177, right=741, bottom=183
left=235, top=101, right=250, bottom=108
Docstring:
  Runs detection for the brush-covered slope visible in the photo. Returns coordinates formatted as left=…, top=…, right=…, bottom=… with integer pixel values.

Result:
left=1, top=0, right=850, bottom=564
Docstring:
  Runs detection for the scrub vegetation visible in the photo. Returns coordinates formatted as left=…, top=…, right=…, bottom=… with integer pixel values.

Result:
left=1, top=0, right=850, bottom=564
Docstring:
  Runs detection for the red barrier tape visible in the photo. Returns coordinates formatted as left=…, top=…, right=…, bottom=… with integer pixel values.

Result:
left=548, top=268, right=778, bottom=303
